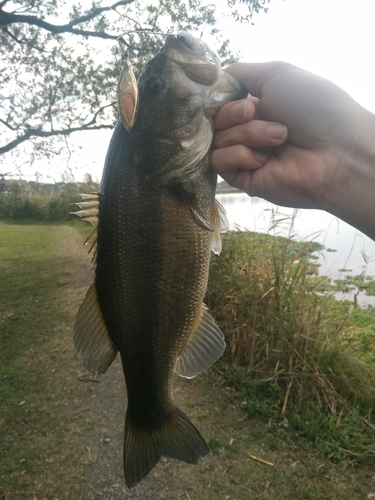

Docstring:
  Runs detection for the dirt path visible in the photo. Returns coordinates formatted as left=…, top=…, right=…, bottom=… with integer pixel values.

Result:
left=46, top=226, right=198, bottom=499
left=50, top=226, right=161, bottom=499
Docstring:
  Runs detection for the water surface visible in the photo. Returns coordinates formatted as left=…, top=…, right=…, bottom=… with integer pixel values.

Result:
left=218, top=192, right=375, bottom=307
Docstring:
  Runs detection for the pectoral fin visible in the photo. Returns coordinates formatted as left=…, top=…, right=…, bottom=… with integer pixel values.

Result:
left=73, top=284, right=117, bottom=374
left=172, top=184, right=214, bottom=231
left=185, top=203, right=214, bottom=232
left=175, top=305, right=225, bottom=379
left=210, top=199, right=229, bottom=255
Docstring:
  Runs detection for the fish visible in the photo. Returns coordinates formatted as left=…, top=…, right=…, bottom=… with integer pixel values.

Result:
left=71, top=31, right=247, bottom=488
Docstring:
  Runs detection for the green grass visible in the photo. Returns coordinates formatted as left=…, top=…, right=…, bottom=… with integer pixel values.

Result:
left=0, top=222, right=93, bottom=493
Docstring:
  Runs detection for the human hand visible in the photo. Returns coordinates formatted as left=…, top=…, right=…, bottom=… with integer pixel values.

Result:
left=211, top=62, right=372, bottom=213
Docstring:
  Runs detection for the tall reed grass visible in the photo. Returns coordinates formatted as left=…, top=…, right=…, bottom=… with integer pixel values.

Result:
left=206, top=229, right=375, bottom=461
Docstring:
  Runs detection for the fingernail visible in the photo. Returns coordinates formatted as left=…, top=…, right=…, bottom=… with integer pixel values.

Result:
left=254, top=151, right=268, bottom=164
left=266, top=123, right=288, bottom=140
left=230, top=101, right=247, bottom=121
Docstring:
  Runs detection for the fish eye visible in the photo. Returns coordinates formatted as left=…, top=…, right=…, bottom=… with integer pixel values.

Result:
left=145, top=76, right=164, bottom=95
left=177, top=31, right=194, bottom=48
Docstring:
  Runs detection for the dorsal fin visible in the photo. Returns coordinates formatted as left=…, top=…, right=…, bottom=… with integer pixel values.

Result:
left=210, top=199, right=229, bottom=255
left=70, top=193, right=99, bottom=261
left=73, top=284, right=117, bottom=374
left=174, top=305, right=225, bottom=379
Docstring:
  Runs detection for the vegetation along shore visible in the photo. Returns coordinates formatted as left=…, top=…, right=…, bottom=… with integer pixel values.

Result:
left=1, top=182, right=375, bottom=498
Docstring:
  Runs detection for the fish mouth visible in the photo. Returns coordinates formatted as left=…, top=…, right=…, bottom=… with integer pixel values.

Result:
left=161, top=31, right=247, bottom=111
left=162, top=32, right=220, bottom=66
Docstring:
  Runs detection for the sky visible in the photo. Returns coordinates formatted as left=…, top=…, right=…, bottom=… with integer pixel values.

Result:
left=7, top=0, right=375, bottom=183
left=66, top=0, right=375, bottom=183
left=224, top=0, right=375, bottom=113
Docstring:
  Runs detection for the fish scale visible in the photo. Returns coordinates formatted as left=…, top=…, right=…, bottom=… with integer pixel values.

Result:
left=71, top=31, right=247, bottom=488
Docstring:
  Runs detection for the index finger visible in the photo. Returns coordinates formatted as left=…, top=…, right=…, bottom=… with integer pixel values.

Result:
left=214, top=95, right=258, bottom=131
left=224, top=62, right=299, bottom=97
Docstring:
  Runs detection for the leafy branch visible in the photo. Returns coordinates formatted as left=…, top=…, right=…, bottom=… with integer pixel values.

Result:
left=0, top=0, right=267, bottom=173
left=0, top=103, right=115, bottom=155
left=0, top=0, right=135, bottom=43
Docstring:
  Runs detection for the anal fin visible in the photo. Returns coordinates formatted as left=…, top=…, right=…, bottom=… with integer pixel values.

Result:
left=174, top=305, right=225, bottom=379
left=73, top=284, right=117, bottom=374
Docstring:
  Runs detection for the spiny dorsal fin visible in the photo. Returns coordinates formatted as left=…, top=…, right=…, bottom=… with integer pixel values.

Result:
left=70, top=193, right=99, bottom=261
left=70, top=193, right=99, bottom=227
left=174, top=305, right=225, bottom=379
left=210, top=199, right=229, bottom=255
left=73, top=284, right=117, bottom=374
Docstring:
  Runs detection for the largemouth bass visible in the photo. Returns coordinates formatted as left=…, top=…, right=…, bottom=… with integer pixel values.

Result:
left=72, top=31, right=247, bottom=488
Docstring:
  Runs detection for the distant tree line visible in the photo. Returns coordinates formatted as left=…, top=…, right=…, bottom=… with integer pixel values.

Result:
left=0, top=178, right=99, bottom=222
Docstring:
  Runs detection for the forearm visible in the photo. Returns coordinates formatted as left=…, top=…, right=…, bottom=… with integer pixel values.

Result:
left=323, top=107, right=375, bottom=240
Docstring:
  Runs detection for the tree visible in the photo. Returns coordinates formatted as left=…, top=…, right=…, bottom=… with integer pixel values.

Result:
left=228, top=0, right=270, bottom=22
left=0, top=0, right=269, bottom=179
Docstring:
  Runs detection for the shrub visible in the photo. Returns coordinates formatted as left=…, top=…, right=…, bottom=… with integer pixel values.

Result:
left=206, top=230, right=375, bottom=461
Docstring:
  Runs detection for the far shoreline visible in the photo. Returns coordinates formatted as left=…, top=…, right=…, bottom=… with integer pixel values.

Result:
left=216, top=187, right=241, bottom=194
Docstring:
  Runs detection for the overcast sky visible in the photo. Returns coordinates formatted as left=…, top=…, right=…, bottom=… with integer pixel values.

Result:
left=14, top=0, right=375, bottom=183
left=226, top=0, right=375, bottom=112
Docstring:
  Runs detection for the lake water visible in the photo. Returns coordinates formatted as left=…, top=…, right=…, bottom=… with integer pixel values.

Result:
left=217, top=192, right=375, bottom=307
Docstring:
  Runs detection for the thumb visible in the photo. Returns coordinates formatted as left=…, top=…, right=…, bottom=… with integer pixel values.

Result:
left=223, top=62, right=299, bottom=98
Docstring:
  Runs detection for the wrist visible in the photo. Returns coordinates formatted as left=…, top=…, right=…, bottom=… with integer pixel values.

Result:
left=324, top=106, right=375, bottom=239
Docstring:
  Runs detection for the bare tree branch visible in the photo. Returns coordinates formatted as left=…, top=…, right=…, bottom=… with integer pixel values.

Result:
left=0, top=0, right=135, bottom=43
left=0, top=123, right=114, bottom=155
left=0, top=103, right=116, bottom=155
left=68, top=0, right=134, bottom=27
left=0, top=0, right=246, bottom=163
left=0, top=118, right=17, bottom=131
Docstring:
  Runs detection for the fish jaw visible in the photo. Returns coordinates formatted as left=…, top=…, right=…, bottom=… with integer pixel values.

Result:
left=160, top=33, right=247, bottom=114
left=133, top=34, right=246, bottom=186
left=161, top=32, right=221, bottom=68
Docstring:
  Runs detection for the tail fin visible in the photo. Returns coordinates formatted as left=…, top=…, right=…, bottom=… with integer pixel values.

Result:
left=124, top=405, right=209, bottom=488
